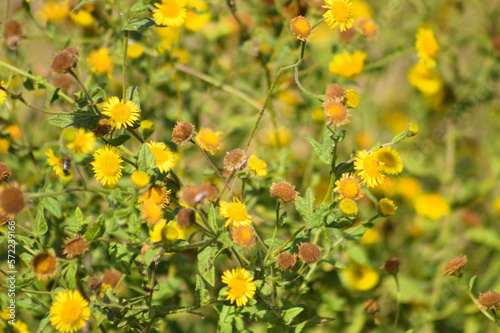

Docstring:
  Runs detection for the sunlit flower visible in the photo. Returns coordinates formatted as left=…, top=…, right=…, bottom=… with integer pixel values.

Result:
left=378, top=198, right=397, bottom=216
left=354, top=150, right=385, bottom=188
left=185, top=10, right=211, bottom=32
left=31, top=252, right=59, bottom=281
left=344, top=89, right=360, bottom=108
left=195, top=128, right=223, bottom=155
left=153, top=0, right=187, bottom=27
left=220, top=199, right=252, bottom=228
left=394, top=176, right=422, bottom=203
left=329, top=51, right=366, bottom=80
left=127, top=43, right=144, bottom=59
left=102, top=96, right=140, bottom=129
left=351, top=0, right=372, bottom=19
left=342, top=263, right=379, bottom=291
left=324, top=101, right=350, bottom=126
left=50, top=290, right=91, bottom=333
left=339, top=198, right=358, bottom=215
left=147, top=141, right=175, bottom=173
left=375, top=146, right=403, bottom=175
left=91, top=145, right=124, bottom=186
left=360, top=228, right=380, bottom=244
left=221, top=268, right=256, bottom=307
left=414, top=193, right=450, bottom=220
left=46, top=148, right=65, bottom=178
left=66, top=128, right=96, bottom=155
left=149, top=219, right=192, bottom=243
left=334, top=173, right=364, bottom=200
left=248, top=155, right=267, bottom=176
left=407, top=62, right=443, bottom=95
left=140, top=185, right=171, bottom=208
left=415, top=27, right=439, bottom=66
left=323, top=0, right=354, bottom=32
left=70, top=8, right=94, bottom=27
left=290, top=16, right=312, bottom=41
left=87, top=48, right=113, bottom=75
left=131, top=170, right=151, bottom=188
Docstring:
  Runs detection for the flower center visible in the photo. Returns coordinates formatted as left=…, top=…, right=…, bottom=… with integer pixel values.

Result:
left=378, top=152, right=396, bottom=166
left=160, top=0, right=181, bottom=18
left=331, top=2, right=351, bottom=23
left=110, top=103, right=132, bottom=123
left=36, top=258, right=53, bottom=273
left=227, top=203, right=247, bottom=221
left=229, top=278, right=248, bottom=298
left=101, top=155, right=120, bottom=175
left=200, top=132, right=218, bottom=146
left=341, top=179, right=359, bottom=198
left=60, top=299, right=83, bottom=323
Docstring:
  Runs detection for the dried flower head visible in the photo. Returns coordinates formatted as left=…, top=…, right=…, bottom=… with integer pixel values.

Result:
left=0, top=184, right=25, bottom=215
left=363, top=299, right=381, bottom=315
left=180, top=186, right=201, bottom=207
left=88, top=276, right=103, bottom=293
left=31, top=252, right=59, bottom=280
left=324, top=101, right=350, bottom=126
left=51, top=47, right=79, bottom=74
left=325, top=84, right=345, bottom=103
left=270, top=181, right=299, bottom=203
left=298, top=243, right=321, bottom=264
left=199, top=182, right=219, bottom=202
left=102, top=269, right=120, bottom=289
left=334, top=173, right=364, bottom=200
left=177, top=207, right=195, bottom=228
left=477, top=291, right=500, bottom=311
left=380, top=257, right=400, bottom=275
left=95, top=118, right=112, bottom=137
left=290, top=16, right=312, bottom=41
left=62, top=236, right=89, bottom=259
left=443, top=255, right=467, bottom=277
left=277, top=252, right=297, bottom=270
left=232, top=225, right=255, bottom=249
left=224, top=148, right=248, bottom=172
left=2, top=20, right=22, bottom=50
left=0, top=162, right=11, bottom=183
left=0, top=209, right=11, bottom=225
left=172, top=121, right=195, bottom=147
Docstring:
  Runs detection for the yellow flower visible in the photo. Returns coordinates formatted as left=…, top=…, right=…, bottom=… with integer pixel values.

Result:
left=220, top=199, right=252, bottom=228
left=156, top=27, right=180, bottom=50
left=344, top=89, right=360, bottom=108
left=185, top=11, right=211, bottom=32
left=415, top=27, right=439, bottom=66
left=131, top=170, right=150, bottom=188
left=102, top=96, right=140, bottom=129
left=149, top=219, right=192, bottom=243
left=46, top=148, right=64, bottom=177
left=91, top=145, right=124, bottom=186
left=0, top=138, right=9, bottom=153
left=290, top=16, right=312, bottom=42
left=354, top=149, right=385, bottom=188
left=50, top=290, right=91, bottom=333
left=195, top=128, right=223, bottom=155
left=146, top=141, right=175, bottom=173
left=0, top=309, right=30, bottom=333
left=323, top=0, right=354, bottom=32
left=261, top=127, right=291, bottom=147
left=375, top=146, right=403, bottom=175
left=153, top=0, right=187, bottom=27
left=66, top=128, right=96, bottom=155
left=70, top=9, right=94, bottom=27
left=248, top=155, right=267, bottom=176
left=31, top=252, right=59, bottom=281
left=414, top=193, right=450, bottom=220
left=6, top=125, right=21, bottom=141
left=334, top=173, right=364, bottom=200
left=351, top=0, right=372, bottom=19
left=100, top=283, right=112, bottom=298
left=360, top=228, right=379, bottom=244
left=329, top=51, right=366, bottom=80
left=342, top=263, right=379, bottom=291
left=140, top=185, right=171, bottom=208
left=142, top=201, right=162, bottom=225
left=221, top=267, right=256, bottom=307
left=378, top=198, right=397, bottom=216
left=339, top=198, right=358, bottom=215
left=394, top=176, right=422, bottom=203
left=407, top=62, right=443, bottom=95
left=0, top=81, right=7, bottom=106
left=127, top=43, right=144, bottom=59
left=37, top=1, right=69, bottom=24
left=87, top=48, right=113, bottom=75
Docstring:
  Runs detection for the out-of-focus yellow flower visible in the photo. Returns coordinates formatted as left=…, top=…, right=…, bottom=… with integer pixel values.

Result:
left=248, top=155, right=267, bottom=176
left=195, top=128, right=223, bottom=155
left=185, top=11, right=211, bottom=32
left=171, top=48, right=191, bottom=64
left=395, top=176, right=422, bottom=203
left=261, top=127, right=291, bottom=147
left=356, top=131, right=373, bottom=149
left=384, top=110, right=410, bottom=133
left=37, top=1, right=69, bottom=24
left=342, top=263, right=380, bottom=291
left=278, top=89, right=304, bottom=106
left=312, top=107, right=326, bottom=123
left=6, top=125, right=21, bottom=141
left=494, top=198, right=500, bottom=212
left=156, top=27, right=180, bottom=51
left=415, top=27, right=439, bottom=67
left=329, top=51, right=367, bottom=80
left=360, top=228, right=380, bottom=244
left=70, top=9, right=94, bottom=27
left=149, top=219, right=194, bottom=243
left=351, top=0, right=372, bottom=19
left=87, top=48, right=113, bottom=75
left=414, top=193, right=450, bottom=220
left=408, top=62, right=443, bottom=95
left=66, top=128, right=96, bottom=155
left=127, top=43, right=144, bottom=59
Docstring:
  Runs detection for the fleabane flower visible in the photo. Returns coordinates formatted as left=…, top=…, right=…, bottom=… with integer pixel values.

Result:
left=91, top=145, right=124, bottom=186
left=220, top=199, right=252, bottom=228
left=195, top=128, right=223, bottom=155
left=353, top=149, right=385, bottom=188
left=102, top=96, right=140, bottom=129
left=334, top=173, right=364, bottom=200
left=87, top=47, right=113, bottom=75
left=329, top=51, right=366, bottom=80
left=375, top=146, right=403, bottom=175
left=415, top=27, right=439, bottom=66
left=323, top=0, right=354, bottom=32
left=146, top=141, right=175, bottom=173
left=248, top=155, right=267, bottom=176
left=153, top=0, right=187, bottom=28
left=50, top=290, right=91, bottom=333
left=221, top=268, right=256, bottom=307
left=67, top=128, right=96, bottom=155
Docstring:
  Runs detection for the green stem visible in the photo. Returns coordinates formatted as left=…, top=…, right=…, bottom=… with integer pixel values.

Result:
left=69, top=70, right=100, bottom=115
left=393, top=274, right=401, bottom=329
left=272, top=225, right=306, bottom=257
left=294, top=67, right=320, bottom=100
left=264, top=202, right=281, bottom=264
left=459, top=276, right=498, bottom=324
left=123, top=31, right=129, bottom=101
left=190, top=140, right=231, bottom=191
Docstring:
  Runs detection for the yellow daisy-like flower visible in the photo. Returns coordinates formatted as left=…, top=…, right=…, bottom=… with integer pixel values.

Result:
left=353, top=149, right=385, bottom=188
left=248, top=155, right=267, bottom=176
left=342, top=263, right=379, bottom=291
left=323, top=0, right=354, bottom=32
left=37, top=1, right=70, bottom=24
left=195, top=128, right=223, bottom=155
left=91, top=145, right=124, bottom=186
left=0, top=81, right=7, bottom=106
left=102, top=96, right=140, bottom=129
left=378, top=198, right=397, bottom=216
left=66, top=128, right=96, bottom=155
left=131, top=170, right=151, bottom=188
left=140, top=185, right=171, bottom=208
left=220, top=199, right=252, bottom=228
left=414, top=193, right=450, bottom=220
left=87, top=48, right=113, bottom=75
left=329, top=51, right=367, bottom=80
left=185, top=11, right=211, bottom=32
left=153, top=0, right=187, bottom=27
left=339, top=198, right=358, bottom=215
left=149, top=219, right=193, bottom=243
left=375, top=146, right=403, bottom=175
left=127, top=43, right=144, bottom=59
left=415, top=27, right=439, bottom=66
left=407, top=62, right=443, bottom=95
left=334, top=173, right=364, bottom=200
left=221, top=267, right=256, bottom=307
left=70, top=9, right=94, bottom=27
left=146, top=141, right=175, bottom=173
left=50, top=290, right=91, bottom=333
left=46, top=148, right=64, bottom=177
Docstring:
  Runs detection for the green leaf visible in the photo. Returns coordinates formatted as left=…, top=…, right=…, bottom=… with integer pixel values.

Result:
left=45, top=87, right=60, bottom=107
left=295, top=188, right=317, bottom=227
left=22, top=70, right=36, bottom=90
left=207, top=204, right=218, bottom=233
left=466, top=228, right=500, bottom=251
left=347, top=245, right=368, bottom=265
left=109, top=242, right=138, bottom=274
left=108, top=134, right=131, bottom=146
left=75, top=207, right=83, bottom=222
left=392, top=132, right=407, bottom=144
left=126, top=86, right=141, bottom=111
left=49, top=114, right=74, bottom=128
left=137, top=143, right=156, bottom=171
left=89, top=85, right=106, bottom=103
left=64, top=263, right=78, bottom=290
left=371, top=141, right=382, bottom=152
left=282, top=307, right=304, bottom=322
left=84, top=215, right=105, bottom=242
left=130, top=2, right=149, bottom=12
left=469, top=275, right=477, bottom=290
left=195, top=274, right=212, bottom=305
left=305, top=137, right=326, bottom=164
left=198, top=244, right=218, bottom=286
left=37, top=314, right=51, bottom=333
left=307, top=206, right=328, bottom=229
left=122, top=17, right=156, bottom=31
left=45, top=197, right=62, bottom=219
left=35, top=198, right=48, bottom=236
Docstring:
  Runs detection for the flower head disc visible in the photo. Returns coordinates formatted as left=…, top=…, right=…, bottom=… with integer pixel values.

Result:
left=329, top=51, right=366, bottom=80
left=50, top=290, right=91, bottom=333
left=153, top=0, right=187, bottom=27
left=102, top=96, right=140, bottom=129
left=221, top=268, right=256, bottom=307
left=334, top=173, right=364, bottom=200
left=91, top=145, right=124, bottom=186
left=87, top=48, right=113, bottom=75
left=375, top=146, right=403, bottom=175
left=220, top=200, right=252, bottom=227
left=323, top=0, right=354, bottom=32
left=147, top=141, right=175, bottom=173
left=67, top=128, right=96, bottom=155
left=195, top=128, right=223, bottom=155
left=354, top=150, right=385, bottom=188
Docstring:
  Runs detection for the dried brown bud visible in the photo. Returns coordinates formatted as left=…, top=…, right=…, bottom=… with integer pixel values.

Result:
left=177, top=207, right=195, bottom=228
left=95, top=118, right=112, bottom=137
left=477, top=291, right=500, bottom=311
left=277, top=252, right=297, bottom=270
left=51, top=47, right=79, bottom=74
left=325, top=84, right=345, bottom=103
left=2, top=20, right=22, bottom=50
left=199, top=182, right=219, bottom=202
left=180, top=186, right=201, bottom=207
left=298, top=243, right=321, bottom=264
left=171, top=121, right=195, bottom=147
left=380, top=257, right=400, bottom=275
left=443, top=255, right=467, bottom=277
left=270, top=181, right=299, bottom=203
left=223, top=148, right=248, bottom=173
left=363, top=299, right=381, bottom=315
left=0, top=185, right=25, bottom=215
left=62, top=236, right=89, bottom=259
left=102, top=269, right=120, bottom=289
left=232, top=225, right=255, bottom=249
left=88, top=276, right=103, bottom=292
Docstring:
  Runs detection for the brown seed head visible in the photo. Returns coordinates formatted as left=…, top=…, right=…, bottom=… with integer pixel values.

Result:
left=491, top=36, right=500, bottom=52
left=338, top=27, right=356, bottom=43
left=0, top=162, right=11, bottom=183
left=477, top=291, right=500, bottom=310
left=172, top=121, right=196, bottom=147
left=380, top=257, right=400, bottom=275
left=52, top=75, right=72, bottom=93
left=102, top=269, right=121, bottom=288
left=223, top=148, right=248, bottom=172
left=51, top=47, right=79, bottom=74
left=31, top=252, right=59, bottom=281
left=199, top=182, right=219, bottom=202
left=357, top=18, right=377, bottom=40
left=62, top=235, right=89, bottom=259
left=270, top=181, right=299, bottom=203
left=95, top=118, right=112, bottom=137
left=298, top=243, right=321, bottom=264
left=177, top=207, right=196, bottom=228
left=180, top=186, right=201, bottom=207
left=325, top=84, right=345, bottom=103
left=277, top=252, right=297, bottom=270
left=0, top=185, right=25, bottom=215
left=3, top=20, right=22, bottom=50
left=363, top=299, right=381, bottom=315
left=290, top=16, right=312, bottom=41
left=443, top=255, right=467, bottom=277
left=88, top=276, right=103, bottom=293
left=232, top=224, right=255, bottom=249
